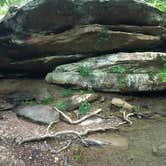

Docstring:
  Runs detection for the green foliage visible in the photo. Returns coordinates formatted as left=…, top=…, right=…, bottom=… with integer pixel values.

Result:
left=79, top=100, right=90, bottom=115
left=0, top=0, right=7, bottom=6
left=0, top=0, right=27, bottom=6
left=133, top=105, right=141, bottom=112
left=112, top=66, right=126, bottom=74
left=73, top=154, right=81, bottom=161
left=40, top=95, right=54, bottom=104
left=95, top=26, right=109, bottom=49
left=159, top=63, right=166, bottom=82
left=56, top=101, right=67, bottom=111
left=79, top=88, right=94, bottom=95
left=0, top=0, right=29, bottom=15
left=0, top=6, right=8, bottom=14
left=22, top=95, right=54, bottom=105
left=145, top=0, right=166, bottom=12
left=78, top=66, right=92, bottom=77
left=61, top=88, right=72, bottom=97
left=117, top=76, right=126, bottom=89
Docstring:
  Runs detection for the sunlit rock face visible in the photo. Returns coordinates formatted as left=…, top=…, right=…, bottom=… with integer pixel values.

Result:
left=46, top=52, right=166, bottom=92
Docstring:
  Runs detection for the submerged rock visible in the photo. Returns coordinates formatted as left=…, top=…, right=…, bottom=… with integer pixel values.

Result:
left=16, top=105, right=60, bottom=124
left=46, top=52, right=166, bottom=92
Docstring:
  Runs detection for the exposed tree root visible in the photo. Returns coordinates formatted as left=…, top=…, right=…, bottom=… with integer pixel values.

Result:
left=54, top=107, right=103, bottom=124
left=50, top=140, right=72, bottom=154
left=18, top=126, right=119, bottom=154
left=45, top=107, right=103, bottom=135
left=17, top=107, right=125, bottom=154
left=18, top=124, right=121, bottom=145
left=123, top=111, right=134, bottom=125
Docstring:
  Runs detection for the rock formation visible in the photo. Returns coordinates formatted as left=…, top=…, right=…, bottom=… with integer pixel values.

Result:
left=0, top=0, right=166, bottom=92
left=46, top=52, right=166, bottom=92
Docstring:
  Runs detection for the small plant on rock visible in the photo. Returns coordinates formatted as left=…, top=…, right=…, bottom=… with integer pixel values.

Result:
left=40, top=95, right=54, bottom=104
left=56, top=101, right=67, bottom=111
left=159, top=63, right=166, bottom=82
left=95, top=26, right=109, bottom=49
left=112, top=65, right=126, bottom=74
left=78, top=66, right=92, bottom=77
left=79, top=88, right=94, bottom=95
left=79, top=100, right=91, bottom=115
left=61, top=88, right=72, bottom=97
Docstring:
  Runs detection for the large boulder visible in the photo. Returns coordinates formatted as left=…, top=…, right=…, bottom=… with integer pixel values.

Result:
left=0, top=0, right=164, bottom=33
left=0, top=0, right=165, bottom=76
left=0, top=25, right=163, bottom=73
left=46, top=52, right=166, bottom=92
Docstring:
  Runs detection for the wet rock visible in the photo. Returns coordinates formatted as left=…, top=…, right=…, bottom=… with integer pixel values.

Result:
left=152, top=144, right=166, bottom=157
left=56, top=93, right=99, bottom=111
left=16, top=105, right=60, bottom=124
left=1, top=0, right=164, bottom=33
left=46, top=52, right=166, bottom=92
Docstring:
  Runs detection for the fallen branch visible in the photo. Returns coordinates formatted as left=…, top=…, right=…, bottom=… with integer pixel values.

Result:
left=53, top=107, right=102, bottom=125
